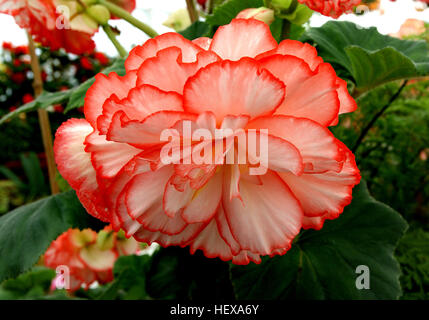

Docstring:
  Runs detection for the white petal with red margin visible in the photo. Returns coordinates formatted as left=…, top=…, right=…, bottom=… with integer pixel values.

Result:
left=222, top=170, right=303, bottom=255
left=278, top=147, right=360, bottom=219
left=125, top=32, right=203, bottom=71
left=97, top=84, right=184, bottom=134
left=84, top=72, right=137, bottom=128
left=247, top=116, right=343, bottom=173
left=183, top=59, right=285, bottom=122
left=54, top=118, right=108, bottom=221
left=210, top=19, right=277, bottom=61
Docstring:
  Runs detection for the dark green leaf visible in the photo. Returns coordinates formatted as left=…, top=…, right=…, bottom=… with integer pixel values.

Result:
left=269, top=17, right=283, bottom=42
left=0, top=166, right=26, bottom=191
left=301, top=21, right=429, bottom=92
left=0, top=191, right=98, bottom=282
left=20, top=152, right=48, bottom=198
left=96, top=254, right=151, bottom=300
left=206, top=0, right=264, bottom=26
left=231, top=181, right=408, bottom=299
left=146, top=247, right=235, bottom=300
left=179, top=21, right=211, bottom=40
left=0, top=267, right=55, bottom=300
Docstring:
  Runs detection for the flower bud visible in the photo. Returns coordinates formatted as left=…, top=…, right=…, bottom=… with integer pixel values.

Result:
left=236, top=7, right=275, bottom=25
left=86, top=4, right=111, bottom=25
left=163, top=8, right=191, bottom=32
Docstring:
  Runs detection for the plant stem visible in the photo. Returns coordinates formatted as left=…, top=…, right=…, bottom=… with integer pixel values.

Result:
left=186, top=0, right=199, bottom=23
left=99, top=0, right=158, bottom=38
left=102, top=24, right=127, bottom=58
left=27, top=33, right=59, bottom=195
left=280, top=20, right=291, bottom=40
left=352, top=80, right=408, bottom=153
left=206, top=0, right=214, bottom=14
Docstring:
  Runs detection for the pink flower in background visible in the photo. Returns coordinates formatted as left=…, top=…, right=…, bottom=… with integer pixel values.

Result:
left=298, top=0, right=361, bottom=18
left=0, top=0, right=136, bottom=54
left=45, top=227, right=138, bottom=291
left=54, top=19, right=360, bottom=265
left=390, top=19, right=426, bottom=38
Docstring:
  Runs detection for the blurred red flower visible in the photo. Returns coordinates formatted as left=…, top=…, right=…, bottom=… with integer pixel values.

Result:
left=298, top=0, right=361, bottom=18
left=22, top=93, right=34, bottom=104
left=0, top=0, right=135, bottom=54
left=10, top=72, right=26, bottom=84
left=80, top=56, right=93, bottom=70
left=45, top=227, right=138, bottom=292
left=94, top=52, right=110, bottom=66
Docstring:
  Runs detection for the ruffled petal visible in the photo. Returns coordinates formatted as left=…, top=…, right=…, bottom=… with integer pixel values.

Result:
left=257, top=41, right=357, bottom=123
left=107, top=110, right=197, bottom=149
left=137, top=47, right=220, bottom=93
left=125, top=166, right=173, bottom=222
left=84, top=130, right=141, bottom=178
left=183, top=59, right=285, bottom=122
left=247, top=115, right=344, bottom=173
left=256, top=39, right=324, bottom=71
left=54, top=118, right=109, bottom=222
left=242, top=130, right=304, bottom=175
left=210, top=19, right=277, bottom=61
left=133, top=222, right=206, bottom=247
left=97, top=84, right=183, bottom=134
left=279, top=145, right=360, bottom=220
left=258, top=54, right=314, bottom=98
left=84, top=71, right=137, bottom=128
left=192, top=37, right=212, bottom=50
left=182, top=170, right=223, bottom=223
left=222, top=170, right=303, bottom=255
left=125, top=32, right=203, bottom=71
left=272, top=62, right=340, bottom=126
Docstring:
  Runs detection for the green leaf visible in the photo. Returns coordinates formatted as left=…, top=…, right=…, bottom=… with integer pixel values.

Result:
left=0, top=91, right=69, bottom=125
left=301, top=21, right=429, bottom=92
left=269, top=17, right=283, bottom=42
left=146, top=247, right=184, bottom=299
left=96, top=255, right=151, bottom=300
left=0, top=191, right=100, bottom=282
left=0, top=166, right=26, bottom=191
left=146, top=247, right=235, bottom=300
left=230, top=181, right=408, bottom=300
left=0, top=58, right=126, bottom=124
left=206, top=0, right=264, bottom=26
left=20, top=152, right=48, bottom=198
left=0, top=267, right=55, bottom=300
left=179, top=21, right=211, bottom=40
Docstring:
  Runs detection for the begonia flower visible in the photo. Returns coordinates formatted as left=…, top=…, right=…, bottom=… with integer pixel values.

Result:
left=45, top=227, right=138, bottom=291
left=54, top=19, right=360, bottom=265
